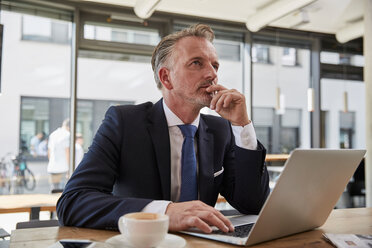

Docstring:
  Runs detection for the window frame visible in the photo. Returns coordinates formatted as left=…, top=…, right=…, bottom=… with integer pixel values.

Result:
left=79, top=11, right=166, bottom=56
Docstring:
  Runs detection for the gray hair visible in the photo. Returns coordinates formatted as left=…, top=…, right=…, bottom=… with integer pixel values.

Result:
left=151, top=24, right=215, bottom=89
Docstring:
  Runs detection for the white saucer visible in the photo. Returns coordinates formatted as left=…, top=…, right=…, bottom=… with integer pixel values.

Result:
left=106, top=234, right=186, bottom=248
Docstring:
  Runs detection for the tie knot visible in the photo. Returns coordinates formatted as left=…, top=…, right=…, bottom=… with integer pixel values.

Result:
left=178, top=125, right=197, bottom=138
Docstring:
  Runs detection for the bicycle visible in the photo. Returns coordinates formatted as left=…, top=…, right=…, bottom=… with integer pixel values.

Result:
left=10, top=151, right=36, bottom=193
left=0, top=153, right=13, bottom=194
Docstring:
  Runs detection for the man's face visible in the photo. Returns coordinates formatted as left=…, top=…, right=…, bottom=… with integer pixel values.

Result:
left=166, top=36, right=219, bottom=108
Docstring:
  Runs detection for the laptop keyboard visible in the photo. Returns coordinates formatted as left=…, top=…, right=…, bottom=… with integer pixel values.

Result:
left=212, top=223, right=254, bottom=238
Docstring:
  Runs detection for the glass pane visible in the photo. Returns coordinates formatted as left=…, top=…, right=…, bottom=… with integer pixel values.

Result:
left=252, top=44, right=311, bottom=154
left=321, top=51, right=364, bottom=67
left=76, top=51, right=161, bottom=155
left=83, top=22, right=160, bottom=46
left=0, top=10, right=72, bottom=195
left=201, top=38, right=244, bottom=116
left=23, top=15, right=52, bottom=38
left=281, top=47, right=297, bottom=66
left=22, top=14, right=71, bottom=44
left=340, top=111, right=355, bottom=149
left=321, top=79, right=365, bottom=149
left=252, top=44, right=270, bottom=64
left=215, top=39, right=243, bottom=91
left=253, top=108, right=274, bottom=152
left=21, top=98, right=49, bottom=156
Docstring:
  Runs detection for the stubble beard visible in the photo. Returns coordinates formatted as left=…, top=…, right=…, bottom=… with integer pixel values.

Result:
left=173, top=80, right=214, bottom=110
left=185, top=80, right=214, bottom=108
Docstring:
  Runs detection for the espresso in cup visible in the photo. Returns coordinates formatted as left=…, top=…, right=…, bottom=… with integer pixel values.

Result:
left=118, top=212, right=169, bottom=248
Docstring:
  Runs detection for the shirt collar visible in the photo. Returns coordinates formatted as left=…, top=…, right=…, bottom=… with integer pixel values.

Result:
left=162, top=99, right=200, bottom=128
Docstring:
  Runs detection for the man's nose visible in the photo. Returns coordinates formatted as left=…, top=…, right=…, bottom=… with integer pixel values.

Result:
left=204, top=64, right=217, bottom=81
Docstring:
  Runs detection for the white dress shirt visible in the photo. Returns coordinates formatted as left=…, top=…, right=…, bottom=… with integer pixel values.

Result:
left=142, top=100, right=258, bottom=214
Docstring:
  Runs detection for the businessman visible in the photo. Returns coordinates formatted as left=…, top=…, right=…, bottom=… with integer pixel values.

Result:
left=57, top=24, right=270, bottom=233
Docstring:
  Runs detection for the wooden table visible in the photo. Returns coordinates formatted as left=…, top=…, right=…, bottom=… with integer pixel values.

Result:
left=9, top=208, right=372, bottom=248
left=0, top=194, right=60, bottom=219
left=265, top=154, right=289, bottom=162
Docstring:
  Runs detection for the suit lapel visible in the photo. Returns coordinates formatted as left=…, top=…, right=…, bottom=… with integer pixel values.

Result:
left=198, top=115, right=215, bottom=203
left=147, top=99, right=171, bottom=200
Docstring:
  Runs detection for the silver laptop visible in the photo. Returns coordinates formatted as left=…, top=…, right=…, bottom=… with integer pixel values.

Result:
left=182, top=149, right=366, bottom=246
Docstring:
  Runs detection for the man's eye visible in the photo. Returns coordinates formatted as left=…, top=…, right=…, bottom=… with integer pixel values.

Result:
left=192, top=61, right=201, bottom=66
left=213, top=65, right=219, bottom=71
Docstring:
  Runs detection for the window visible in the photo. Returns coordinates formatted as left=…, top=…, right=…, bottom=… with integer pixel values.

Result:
left=22, top=15, right=71, bottom=44
left=282, top=47, right=297, bottom=66
left=321, top=79, right=365, bottom=149
left=213, top=38, right=243, bottom=90
left=83, top=22, right=160, bottom=46
left=252, top=43, right=311, bottom=154
left=321, top=51, right=364, bottom=67
left=214, top=40, right=241, bottom=61
left=253, top=107, right=274, bottom=152
left=21, top=98, right=50, bottom=154
left=280, top=109, right=301, bottom=153
left=253, top=107, right=301, bottom=154
left=252, top=44, right=270, bottom=63
left=200, top=36, right=244, bottom=116
left=0, top=9, right=73, bottom=195
left=20, top=97, right=131, bottom=155
left=77, top=51, right=161, bottom=147
left=339, top=111, right=355, bottom=149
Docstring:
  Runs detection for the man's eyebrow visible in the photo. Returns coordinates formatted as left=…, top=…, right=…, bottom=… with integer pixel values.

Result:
left=188, top=56, right=219, bottom=66
left=188, top=56, right=203, bottom=62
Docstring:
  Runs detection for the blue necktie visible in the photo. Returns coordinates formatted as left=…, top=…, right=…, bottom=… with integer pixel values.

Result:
left=178, top=124, right=198, bottom=202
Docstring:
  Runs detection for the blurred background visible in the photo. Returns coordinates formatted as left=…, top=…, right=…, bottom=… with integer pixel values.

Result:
left=0, top=0, right=369, bottom=234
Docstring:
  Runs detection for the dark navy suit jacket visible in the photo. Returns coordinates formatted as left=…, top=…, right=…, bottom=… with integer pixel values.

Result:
left=57, top=100, right=270, bottom=230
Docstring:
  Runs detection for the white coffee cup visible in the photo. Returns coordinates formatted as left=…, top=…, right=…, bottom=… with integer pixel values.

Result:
left=118, top=212, right=169, bottom=248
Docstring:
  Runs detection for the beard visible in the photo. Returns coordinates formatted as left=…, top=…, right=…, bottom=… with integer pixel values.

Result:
left=170, top=79, right=216, bottom=109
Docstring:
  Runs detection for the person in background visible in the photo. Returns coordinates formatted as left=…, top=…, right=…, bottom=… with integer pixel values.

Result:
left=29, top=132, right=44, bottom=157
left=47, top=119, right=70, bottom=191
left=57, top=24, right=269, bottom=233
left=37, top=136, right=48, bottom=156
left=75, top=134, right=84, bottom=167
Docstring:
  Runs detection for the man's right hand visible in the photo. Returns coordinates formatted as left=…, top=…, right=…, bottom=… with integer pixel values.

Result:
left=165, top=200, right=234, bottom=233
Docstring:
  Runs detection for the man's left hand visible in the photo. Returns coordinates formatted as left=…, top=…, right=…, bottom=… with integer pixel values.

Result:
left=206, top=84, right=250, bottom=126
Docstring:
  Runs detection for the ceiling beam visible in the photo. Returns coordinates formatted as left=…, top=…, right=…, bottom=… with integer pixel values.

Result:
left=246, top=0, right=316, bottom=32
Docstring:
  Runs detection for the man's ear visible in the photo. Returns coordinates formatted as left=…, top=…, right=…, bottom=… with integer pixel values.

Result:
left=158, top=67, right=173, bottom=90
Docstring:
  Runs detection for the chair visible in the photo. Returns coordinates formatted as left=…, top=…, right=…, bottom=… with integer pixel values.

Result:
left=51, top=189, right=64, bottom=194
left=16, top=219, right=59, bottom=229
left=50, top=189, right=63, bottom=219
left=0, top=228, right=10, bottom=240
left=0, top=228, right=11, bottom=248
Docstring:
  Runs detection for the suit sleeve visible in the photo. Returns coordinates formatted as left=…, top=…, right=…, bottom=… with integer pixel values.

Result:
left=56, top=106, right=152, bottom=230
left=220, top=134, right=270, bottom=215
